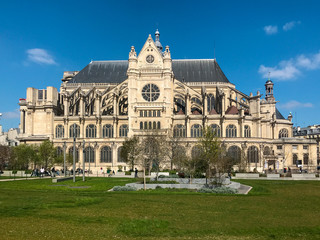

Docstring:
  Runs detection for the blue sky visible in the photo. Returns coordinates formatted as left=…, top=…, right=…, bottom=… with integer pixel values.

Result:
left=1, top=0, right=320, bottom=131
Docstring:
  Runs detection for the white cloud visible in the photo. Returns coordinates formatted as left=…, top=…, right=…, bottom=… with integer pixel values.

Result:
left=283, top=21, right=301, bottom=31
left=259, top=51, right=320, bottom=80
left=2, top=109, right=20, bottom=119
left=26, top=48, right=56, bottom=65
left=264, top=25, right=278, bottom=35
left=278, top=100, right=313, bottom=110
left=258, top=60, right=300, bottom=80
left=296, top=51, right=320, bottom=70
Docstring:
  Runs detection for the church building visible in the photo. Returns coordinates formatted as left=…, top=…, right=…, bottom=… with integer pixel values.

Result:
left=18, top=30, right=318, bottom=173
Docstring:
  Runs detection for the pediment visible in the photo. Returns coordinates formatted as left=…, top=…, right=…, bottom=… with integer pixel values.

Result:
left=137, top=35, right=163, bottom=69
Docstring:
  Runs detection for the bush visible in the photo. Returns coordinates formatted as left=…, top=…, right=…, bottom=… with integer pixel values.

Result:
left=12, top=170, right=17, bottom=174
left=169, top=170, right=177, bottom=175
left=25, top=170, right=32, bottom=174
left=178, top=172, right=185, bottom=178
left=125, top=171, right=131, bottom=175
left=198, top=186, right=237, bottom=194
left=259, top=173, right=267, bottom=177
left=112, top=186, right=137, bottom=191
left=155, top=186, right=162, bottom=189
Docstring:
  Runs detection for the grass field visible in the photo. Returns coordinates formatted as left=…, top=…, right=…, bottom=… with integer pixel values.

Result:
left=0, top=178, right=319, bottom=240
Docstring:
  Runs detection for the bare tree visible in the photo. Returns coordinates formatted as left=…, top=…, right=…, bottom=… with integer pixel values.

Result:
left=0, top=145, right=12, bottom=170
left=120, top=136, right=140, bottom=171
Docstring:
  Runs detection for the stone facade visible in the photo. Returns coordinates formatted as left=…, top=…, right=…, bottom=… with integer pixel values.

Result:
left=0, top=126, right=19, bottom=146
left=18, top=31, right=318, bottom=173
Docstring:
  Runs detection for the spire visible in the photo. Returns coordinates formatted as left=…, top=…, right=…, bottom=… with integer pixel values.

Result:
left=265, top=76, right=275, bottom=102
left=154, top=29, right=163, bottom=52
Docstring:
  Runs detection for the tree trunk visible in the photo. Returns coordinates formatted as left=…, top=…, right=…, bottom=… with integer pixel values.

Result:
left=143, top=167, right=146, bottom=191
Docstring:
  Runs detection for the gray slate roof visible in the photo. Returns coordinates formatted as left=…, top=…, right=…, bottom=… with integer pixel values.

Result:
left=71, top=59, right=230, bottom=84
left=276, top=108, right=285, bottom=120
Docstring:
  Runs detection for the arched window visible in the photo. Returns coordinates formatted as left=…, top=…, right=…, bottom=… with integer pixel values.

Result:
left=69, top=147, right=79, bottom=162
left=207, top=94, right=215, bottom=112
left=148, top=121, right=152, bottom=129
left=227, top=146, right=241, bottom=164
left=56, top=146, right=63, bottom=156
left=102, top=124, right=113, bottom=138
left=55, top=125, right=64, bottom=138
left=263, top=146, right=271, bottom=155
left=101, top=146, right=112, bottom=163
left=279, top=128, right=288, bottom=138
left=226, top=124, right=237, bottom=138
left=303, top=154, right=309, bottom=165
left=173, top=124, right=186, bottom=138
left=69, top=124, right=80, bottom=138
left=244, top=125, right=251, bottom=138
left=119, top=125, right=128, bottom=137
left=191, top=146, right=203, bottom=159
left=157, top=121, right=161, bottom=129
left=118, top=147, right=125, bottom=163
left=191, top=124, right=203, bottom=138
left=153, top=121, right=156, bottom=129
left=84, top=146, right=95, bottom=163
left=174, top=97, right=186, bottom=114
left=247, top=146, right=259, bottom=163
left=140, top=122, right=143, bottom=130
left=210, top=124, right=221, bottom=137
left=144, top=122, right=147, bottom=130
left=86, top=124, right=97, bottom=138
left=293, top=154, right=298, bottom=165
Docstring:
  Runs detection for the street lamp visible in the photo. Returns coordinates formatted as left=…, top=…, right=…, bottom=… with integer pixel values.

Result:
left=82, top=140, right=85, bottom=182
left=73, top=126, right=76, bottom=182
left=63, top=141, right=66, bottom=177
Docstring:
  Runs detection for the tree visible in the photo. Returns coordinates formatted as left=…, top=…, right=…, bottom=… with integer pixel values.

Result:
left=0, top=145, right=12, bottom=170
left=142, top=132, right=168, bottom=180
left=198, top=126, right=231, bottom=186
left=120, top=136, right=141, bottom=171
left=38, top=140, right=57, bottom=169
left=11, top=144, right=37, bottom=170
left=166, top=135, right=187, bottom=171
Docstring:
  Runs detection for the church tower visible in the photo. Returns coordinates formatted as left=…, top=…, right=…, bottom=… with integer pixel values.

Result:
left=265, top=78, right=275, bottom=102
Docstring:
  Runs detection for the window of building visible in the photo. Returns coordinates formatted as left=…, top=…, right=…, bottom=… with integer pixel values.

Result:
left=247, top=146, right=259, bottom=163
left=102, top=124, right=113, bottom=138
left=68, top=147, right=79, bottom=162
left=142, top=84, right=160, bottom=102
left=140, top=111, right=143, bottom=117
left=86, top=124, right=97, bottom=138
left=191, top=145, right=203, bottom=159
left=210, top=124, right=221, bottom=137
left=119, top=125, right=128, bottom=137
left=118, top=147, right=125, bottom=162
left=101, top=146, right=112, bottom=163
left=303, top=154, right=309, bottom=165
left=303, top=145, right=308, bottom=150
left=191, top=124, right=203, bottom=138
left=227, top=145, right=241, bottom=164
left=277, top=145, right=282, bottom=150
left=174, top=124, right=186, bottom=138
left=55, top=125, right=64, bottom=138
left=144, top=110, right=147, bottom=117
left=84, top=146, right=95, bottom=163
left=244, top=125, right=251, bottom=138
left=207, top=94, right=215, bottom=112
left=157, top=110, right=161, bottom=117
left=69, top=124, right=80, bottom=138
left=279, top=128, right=288, bottom=138
left=56, top=146, right=63, bottom=157
left=226, top=124, right=237, bottom=138
left=292, top=145, right=298, bottom=150
left=293, top=154, right=298, bottom=165
left=140, top=122, right=143, bottom=130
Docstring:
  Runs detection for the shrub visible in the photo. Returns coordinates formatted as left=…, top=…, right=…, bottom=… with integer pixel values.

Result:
left=155, top=186, right=162, bottom=189
left=169, top=170, right=177, bottom=175
left=113, top=186, right=137, bottom=191
left=259, top=173, right=267, bottom=177
left=25, top=170, right=32, bottom=174
left=178, top=172, right=185, bottom=178
left=12, top=170, right=17, bottom=174
left=198, top=186, right=237, bottom=194
left=125, top=171, right=131, bottom=175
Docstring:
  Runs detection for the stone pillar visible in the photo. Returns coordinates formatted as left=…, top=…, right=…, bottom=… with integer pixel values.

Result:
left=20, top=110, right=25, bottom=134
left=203, top=94, right=208, bottom=116
left=95, top=95, right=100, bottom=118
left=64, top=96, right=69, bottom=117
left=186, top=94, right=191, bottom=116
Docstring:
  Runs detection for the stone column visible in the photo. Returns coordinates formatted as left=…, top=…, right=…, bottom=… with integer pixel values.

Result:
left=64, top=96, right=69, bottom=117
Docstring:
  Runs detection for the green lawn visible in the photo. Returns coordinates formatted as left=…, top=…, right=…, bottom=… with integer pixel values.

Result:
left=0, top=178, right=319, bottom=240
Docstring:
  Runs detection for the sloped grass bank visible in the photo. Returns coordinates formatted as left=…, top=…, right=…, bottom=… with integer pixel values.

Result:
left=0, top=178, right=319, bottom=239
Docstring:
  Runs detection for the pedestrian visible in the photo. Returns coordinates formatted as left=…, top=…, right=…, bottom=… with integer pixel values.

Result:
left=40, top=167, right=44, bottom=178
left=51, top=167, right=56, bottom=177
left=135, top=168, right=138, bottom=178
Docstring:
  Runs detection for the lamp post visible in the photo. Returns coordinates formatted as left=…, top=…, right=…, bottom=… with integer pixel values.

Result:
left=88, top=142, right=91, bottom=176
left=73, top=127, right=76, bottom=182
left=82, top=140, right=85, bottom=182
left=63, top=141, right=66, bottom=177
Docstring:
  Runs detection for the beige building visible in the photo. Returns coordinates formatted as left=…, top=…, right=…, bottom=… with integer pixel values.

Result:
left=18, top=31, right=318, bottom=173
